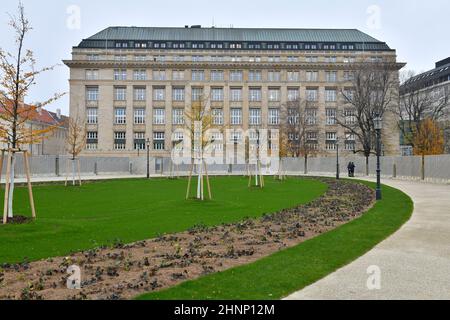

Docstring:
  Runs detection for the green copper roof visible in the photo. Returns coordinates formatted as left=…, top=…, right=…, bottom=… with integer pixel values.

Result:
left=86, top=26, right=383, bottom=43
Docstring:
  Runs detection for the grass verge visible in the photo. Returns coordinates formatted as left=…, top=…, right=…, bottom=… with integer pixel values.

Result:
left=137, top=181, right=413, bottom=300
left=0, top=177, right=326, bottom=263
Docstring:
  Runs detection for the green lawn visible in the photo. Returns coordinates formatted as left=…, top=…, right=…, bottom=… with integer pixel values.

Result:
left=0, top=177, right=327, bottom=263
left=137, top=181, right=413, bottom=300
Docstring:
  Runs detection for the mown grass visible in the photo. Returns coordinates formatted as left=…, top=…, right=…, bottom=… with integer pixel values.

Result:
left=0, top=177, right=327, bottom=263
left=137, top=181, right=413, bottom=300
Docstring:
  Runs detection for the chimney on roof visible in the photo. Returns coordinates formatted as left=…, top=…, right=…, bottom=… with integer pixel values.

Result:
left=56, top=108, right=61, bottom=119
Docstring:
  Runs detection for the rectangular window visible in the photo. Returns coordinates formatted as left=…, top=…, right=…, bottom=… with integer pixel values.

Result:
left=85, top=69, right=99, bottom=80
left=114, top=87, right=127, bottom=101
left=345, top=109, right=356, bottom=125
left=134, top=87, right=146, bottom=101
left=305, top=56, right=318, bottom=63
left=268, top=71, right=281, bottom=82
left=343, top=71, right=355, bottom=81
left=191, top=88, right=203, bottom=101
left=134, top=132, right=146, bottom=150
left=87, top=54, right=100, bottom=61
left=192, top=70, right=205, bottom=81
left=173, top=55, right=185, bottom=62
left=249, top=70, right=262, bottom=82
left=211, top=88, right=224, bottom=102
left=153, top=70, right=166, bottom=81
left=114, top=55, right=127, bottom=61
left=268, top=89, right=280, bottom=102
left=114, top=108, right=126, bottom=125
left=87, top=108, right=98, bottom=124
left=326, top=71, right=337, bottom=82
left=287, top=71, right=300, bottom=82
left=153, top=132, right=165, bottom=150
left=249, top=88, right=262, bottom=102
left=306, top=89, right=318, bottom=102
left=306, top=71, right=318, bottom=82
left=345, top=132, right=356, bottom=151
left=134, top=55, right=147, bottom=61
left=306, top=108, right=317, bottom=125
left=134, top=108, right=145, bottom=124
left=172, top=70, right=185, bottom=80
left=86, top=131, right=98, bottom=150
left=172, top=87, right=185, bottom=101
left=192, top=55, right=204, bottom=62
left=211, top=70, right=224, bottom=81
left=114, top=132, right=126, bottom=150
left=86, top=87, right=99, bottom=101
left=230, top=108, right=242, bottom=125
left=288, top=108, right=299, bottom=125
left=326, top=108, right=337, bottom=125
left=133, top=69, right=147, bottom=80
left=326, top=132, right=337, bottom=151
left=268, top=108, right=280, bottom=125
left=249, top=108, right=261, bottom=125
left=153, top=108, right=165, bottom=125
left=288, top=89, right=299, bottom=101
left=268, top=56, right=280, bottom=62
left=343, top=89, right=354, bottom=102
left=230, top=88, right=242, bottom=102
left=325, top=89, right=337, bottom=102
left=172, top=109, right=184, bottom=125
left=153, top=87, right=165, bottom=101
left=212, top=108, right=224, bottom=125
left=230, top=70, right=243, bottom=82
left=114, top=69, right=127, bottom=81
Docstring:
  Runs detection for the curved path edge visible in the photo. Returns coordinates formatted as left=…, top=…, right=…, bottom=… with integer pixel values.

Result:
left=285, top=177, right=450, bottom=300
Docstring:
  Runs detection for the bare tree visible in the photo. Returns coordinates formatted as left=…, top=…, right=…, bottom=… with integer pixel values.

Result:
left=184, top=90, right=216, bottom=200
left=65, top=115, right=86, bottom=186
left=0, top=2, right=64, bottom=219
left=337, top=61, right=400, bottom=175
left=280, top=98, right=319, bottom=174
left=397, top=71, right=449, bottom=152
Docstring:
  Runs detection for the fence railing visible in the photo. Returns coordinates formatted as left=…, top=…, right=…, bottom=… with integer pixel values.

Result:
left=1, top=154, right=450, bottom=183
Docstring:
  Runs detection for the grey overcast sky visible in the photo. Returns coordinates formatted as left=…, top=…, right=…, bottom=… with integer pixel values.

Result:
left=0, top=0, right=449, bottom=115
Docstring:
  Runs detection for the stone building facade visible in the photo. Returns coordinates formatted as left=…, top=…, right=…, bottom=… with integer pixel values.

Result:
left=64, top=26, right=402, bottom=158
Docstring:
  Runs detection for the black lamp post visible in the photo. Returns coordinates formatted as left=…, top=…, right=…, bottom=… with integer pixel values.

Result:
left=336, top=137, right=340, bottom=180
left=146, top=138, right=150, bottom=179
left=374, top=115, right=383, bottom=200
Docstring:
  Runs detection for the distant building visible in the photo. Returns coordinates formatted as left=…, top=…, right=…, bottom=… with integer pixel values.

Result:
left=400, top=57, right=450, bottom=155
left=64, top=26, right=402, bottom=157
left=0, top=101, right=68, bottom=155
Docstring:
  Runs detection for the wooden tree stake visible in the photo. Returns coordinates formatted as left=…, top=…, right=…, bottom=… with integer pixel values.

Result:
left=2, top=151, right=12, bottom=224
left=186, top=162, right=194, bottom=200
left=24, top=151, right=36, bottom=219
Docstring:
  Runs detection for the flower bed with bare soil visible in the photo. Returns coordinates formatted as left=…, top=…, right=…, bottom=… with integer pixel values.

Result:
left=0, top=178, right=374, bottom=300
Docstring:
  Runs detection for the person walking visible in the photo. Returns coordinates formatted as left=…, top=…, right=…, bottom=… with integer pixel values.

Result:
left=350, top=162, right=356, bottom=177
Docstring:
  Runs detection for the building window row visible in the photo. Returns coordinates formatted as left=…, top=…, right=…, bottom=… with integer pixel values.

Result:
left=110, top=41, right=358, bottom=51
left=98, top=69, right=356, bottom=82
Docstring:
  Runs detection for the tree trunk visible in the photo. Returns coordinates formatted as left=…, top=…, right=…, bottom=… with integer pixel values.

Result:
left=7, top=153, right=16, bottom=219
left=421, top=154, right=425, bottom=180
left=365, top=156, right=369, bottom=176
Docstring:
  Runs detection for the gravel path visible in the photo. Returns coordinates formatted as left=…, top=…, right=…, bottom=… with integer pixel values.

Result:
left=285, top=178, right=450, bottom=300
